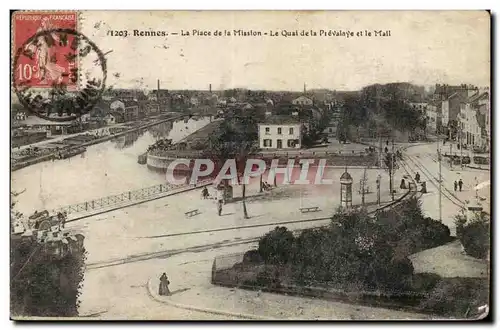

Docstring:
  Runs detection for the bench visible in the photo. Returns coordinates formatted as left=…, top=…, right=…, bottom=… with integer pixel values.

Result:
left=185, top=209, right=200, bottom=218
left=299, top=206, right=320, bottom=213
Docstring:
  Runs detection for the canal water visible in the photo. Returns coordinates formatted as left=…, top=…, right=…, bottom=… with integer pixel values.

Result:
left=11, top=116, right=213, bottom=215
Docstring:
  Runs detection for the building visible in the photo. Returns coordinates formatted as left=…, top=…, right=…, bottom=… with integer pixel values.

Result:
left=291, top=96, right=313, bottom=106
left=434, top=84, right=478, bottom=101
left=258, top=115, right=302, bottom=149
left=103, top=89, right=146, bottom=101
left=458, top=91, right=490, bottom=151
left=425, top=102, right=439, bottom=134
left=110, top=100, right=125, bottom=112
left=441, top=92, right=465, bottom=128
left=17, top=116, right=78, bottom=136
left=409, top=102, right=428, bottom=112
left=124, top=100, right=140, bottom=121
left=190, top=96, right=200, bottom=106
left=323, top=118, right=338, bottom=136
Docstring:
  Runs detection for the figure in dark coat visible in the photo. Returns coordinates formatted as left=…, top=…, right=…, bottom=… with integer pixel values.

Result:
left=454, top=181, right=458, bottom=192
left=458, top=179, right=463, bottom=192
left=400, top=178, right=406, bottom=190
left=415, top=173, right=420, bottom=183
left=217, top=200, right=223, bottom=216
left=159, top=273, right=171, bottom=296
left=201, top=186, right=209, bottom=199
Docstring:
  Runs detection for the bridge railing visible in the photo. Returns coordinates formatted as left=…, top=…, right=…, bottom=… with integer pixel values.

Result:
left=52, top=178, right=213, bottom=216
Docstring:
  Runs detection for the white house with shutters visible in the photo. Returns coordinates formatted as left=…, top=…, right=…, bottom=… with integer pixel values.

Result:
left=258, top=115, right=302, bottom=149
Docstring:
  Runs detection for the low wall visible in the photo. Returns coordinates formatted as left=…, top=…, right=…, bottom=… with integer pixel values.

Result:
left=146, top=152, right=379, bottom=171
left=12, top=131, right=47, bottom=148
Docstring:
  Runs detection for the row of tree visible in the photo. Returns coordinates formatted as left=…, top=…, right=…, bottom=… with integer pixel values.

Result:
left=336, top=83, right=427, bottom=142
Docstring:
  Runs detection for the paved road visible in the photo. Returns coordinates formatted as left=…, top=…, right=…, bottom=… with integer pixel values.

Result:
left=75, top=168, right=412, bottom=320
left=401, top=142, right=490, bottom=235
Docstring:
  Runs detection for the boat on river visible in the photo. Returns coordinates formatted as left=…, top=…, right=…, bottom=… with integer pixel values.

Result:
left=55, top=146, right=87, bottom=160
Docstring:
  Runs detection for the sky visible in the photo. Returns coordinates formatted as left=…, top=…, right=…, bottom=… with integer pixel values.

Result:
left=78, top=11, right=490, bottom=91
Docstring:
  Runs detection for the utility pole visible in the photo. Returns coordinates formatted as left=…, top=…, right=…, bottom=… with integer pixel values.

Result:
left=361, top=167, right=367, bottom=207
left=391, top=140, right=395, bottom=201
left=459, top=125, right=463, bottom=169
left=378, top=135, right=383, bottom=168
left=437, top=141, right=443, bottom=222
left=376, top=174, right=381, bottom=206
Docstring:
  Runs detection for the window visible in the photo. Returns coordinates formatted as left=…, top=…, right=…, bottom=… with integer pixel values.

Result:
left=277, top=139, right=283, bottom=148
left=287, top=139, right=296, bottom=147
left=289, top=127, right=294, bottom=135
left=265, top=127, right=270, bottom=135
left=277, top=127, right=282, bottom=135
left=263, top=139, right=272, bottom=147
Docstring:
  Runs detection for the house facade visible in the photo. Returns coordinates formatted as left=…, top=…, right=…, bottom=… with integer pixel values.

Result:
left=425, top=103, right=439, bottom=134
left=258, top=115, right=302, bottom=149
left=441, top=92, right=464, bottom=128
left=458, top=91, right=490, bottom=151
left=291, top=96, right=313, bottom=106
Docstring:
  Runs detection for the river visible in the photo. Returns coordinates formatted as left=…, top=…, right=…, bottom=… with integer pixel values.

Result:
left=11, top=116, right=214, bottom=215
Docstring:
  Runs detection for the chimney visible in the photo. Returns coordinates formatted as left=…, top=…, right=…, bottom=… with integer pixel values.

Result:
left=209, top=84, right=212, bottom=93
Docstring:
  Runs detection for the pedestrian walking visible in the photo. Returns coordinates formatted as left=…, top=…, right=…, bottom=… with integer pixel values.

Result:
left=415, top=172, right=420, bottom=183
left=159, top=273, right=171, bottom=296
left=458, top=179, right=463, bottom=192
left=201, top=186, right=209, bottom=199
left=400, top=178, right=406, bottom=190
left=217, top=200, right=223, bottom=216
left=454, top=181, right=458, bottom=192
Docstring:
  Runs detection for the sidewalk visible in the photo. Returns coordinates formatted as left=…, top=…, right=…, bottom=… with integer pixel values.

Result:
left=410, top=240, right=489, bottom=278
left=146, top=259, right=433, bottom=320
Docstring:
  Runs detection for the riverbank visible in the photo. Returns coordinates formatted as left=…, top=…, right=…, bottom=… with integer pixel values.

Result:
left=11, top=114, right=183, bottom=172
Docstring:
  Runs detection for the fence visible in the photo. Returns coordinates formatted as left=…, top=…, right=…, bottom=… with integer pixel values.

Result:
left=52, top=178, right=214, bottom=217
left=210, top=252, right=488, bottom=318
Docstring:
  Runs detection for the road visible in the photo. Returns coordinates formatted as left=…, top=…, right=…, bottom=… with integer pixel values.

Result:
left=73, top=167, right=416, bottom=319
left=15, top=141, right=489, bottom=319
left=400, top=143, right=490, bottom=235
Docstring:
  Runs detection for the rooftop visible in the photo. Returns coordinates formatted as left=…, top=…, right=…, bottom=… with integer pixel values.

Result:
left=260, top=115, right=302, bottom=125
left=468, top=91, right=489, bottom=104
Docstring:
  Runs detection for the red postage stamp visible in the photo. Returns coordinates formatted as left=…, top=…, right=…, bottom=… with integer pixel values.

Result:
left=13, top=11, right=78, bottom=89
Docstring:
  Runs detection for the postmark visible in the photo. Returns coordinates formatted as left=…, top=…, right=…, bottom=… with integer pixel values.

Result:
left=12, top=11, right=107, bottom=121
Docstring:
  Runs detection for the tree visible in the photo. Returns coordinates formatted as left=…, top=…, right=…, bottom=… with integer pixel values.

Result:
left=383, top=150, right=399, bottom=201
left=359, top=167, right=369, bottom=206
left=457, top=212, right=490, bottom=259
left=258, top=226, right=296, bottom=265
left=207, top=110, right=259, bottom=219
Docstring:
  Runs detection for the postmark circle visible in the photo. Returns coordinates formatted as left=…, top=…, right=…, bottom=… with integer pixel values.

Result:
left=13, top=28, right=107, bottom=122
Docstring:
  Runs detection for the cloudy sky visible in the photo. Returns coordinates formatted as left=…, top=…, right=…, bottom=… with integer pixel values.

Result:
left=80, top=11, right=490, bottom=91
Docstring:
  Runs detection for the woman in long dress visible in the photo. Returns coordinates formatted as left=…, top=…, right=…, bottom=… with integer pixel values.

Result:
left=159, top=273, right=170, bottom=296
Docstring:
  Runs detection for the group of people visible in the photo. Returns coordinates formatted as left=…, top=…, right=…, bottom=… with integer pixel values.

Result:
left=261, top=181, right=272, bottom=191
left=454, top=179, right=464, bottom=192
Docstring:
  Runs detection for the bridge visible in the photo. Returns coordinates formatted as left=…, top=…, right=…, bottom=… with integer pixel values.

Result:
left=52, top=179, right=214, bottom=222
